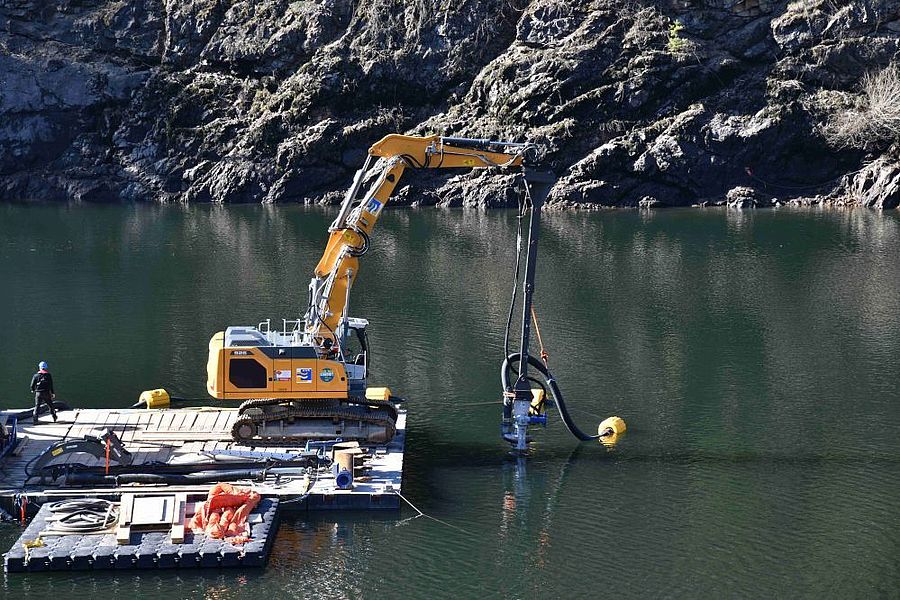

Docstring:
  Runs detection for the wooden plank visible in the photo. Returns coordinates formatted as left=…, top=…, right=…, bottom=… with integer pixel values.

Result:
left=122, top=412, right=141, bottom=443
left=142, top=411, right=160, bottom=432
left=138, top=431, right=233, bottom=442
left=211, top=410, right=231, bottom=434
left=171, top=492, right=187, bottom=543
left=182, top=441, right=204, bottom=454
left=116, top=411, right=132, bottom=442
left=11, top=436, right=30, bottom=456
left=66, top=408, right=91, bottom=432
left=136, top=410, right=153, bottom=439
left=180, top=412, right=196, bottom=430
left=156, top=411, right=176, bottom=433
left=191, top=412, right=210, bottom=434
left=170, top=412, right=187, bottom=432
left=196, top=411, right=218, bottom=433
left=180, top=411, right=199, bottom=432
left=116, top=493, right=134, bottom=545
left=223, top=410, right=238, bottom=428
left=115, top=412, right=131, bottom=442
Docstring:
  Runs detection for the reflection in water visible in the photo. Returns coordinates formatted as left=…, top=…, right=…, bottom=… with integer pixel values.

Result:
left=0, top=205, right=898, bottom=598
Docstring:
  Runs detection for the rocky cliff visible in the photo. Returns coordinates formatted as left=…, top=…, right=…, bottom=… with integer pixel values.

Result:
left=1, top=0, right=899, bottom=207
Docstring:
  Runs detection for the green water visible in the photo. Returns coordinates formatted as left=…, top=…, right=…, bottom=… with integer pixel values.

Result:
left=0, top=204, right=898, bottom=598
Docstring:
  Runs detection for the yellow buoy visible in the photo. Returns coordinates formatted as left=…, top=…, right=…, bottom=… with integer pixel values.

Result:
left=139, top=388, right=171, bottom=409
left=598, top=416, right=627, bottom=446
left=365, top=387, right=393, bottom=401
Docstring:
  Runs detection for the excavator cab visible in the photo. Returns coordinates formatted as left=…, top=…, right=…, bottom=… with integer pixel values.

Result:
left=206, top=318, right=367, bottom=401
left=337, top=319, right=370, bottom=399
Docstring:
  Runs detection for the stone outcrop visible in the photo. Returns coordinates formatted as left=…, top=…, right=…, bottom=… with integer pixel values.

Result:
left=1, top=0, right=899, bottom=207
left=726, top=185, right=761, bottom=208
left=839, top=151, right=900, bottom=209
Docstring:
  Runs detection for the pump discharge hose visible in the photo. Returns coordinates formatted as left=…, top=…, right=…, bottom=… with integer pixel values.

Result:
left=501, top=353, right=602, bottom=442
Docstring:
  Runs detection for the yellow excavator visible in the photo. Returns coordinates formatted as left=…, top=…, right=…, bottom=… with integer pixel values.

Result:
left=206, top=134, right=544, bottom=446
left=206, top=133, right=623, bottom=450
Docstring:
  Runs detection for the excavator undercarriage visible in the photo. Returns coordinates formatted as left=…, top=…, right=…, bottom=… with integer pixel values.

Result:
left=231, top=397, right=398, bottom=446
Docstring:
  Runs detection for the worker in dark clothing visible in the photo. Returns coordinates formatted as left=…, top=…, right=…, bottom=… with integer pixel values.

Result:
left=30, top=361, right=57, bottom=423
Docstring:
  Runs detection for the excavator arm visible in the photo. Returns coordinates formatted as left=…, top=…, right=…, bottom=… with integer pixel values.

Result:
left=304, top=135, right=535, bottom=341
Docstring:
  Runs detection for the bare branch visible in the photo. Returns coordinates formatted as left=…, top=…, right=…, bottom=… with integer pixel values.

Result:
left=823, top=64, right=900, bottom=150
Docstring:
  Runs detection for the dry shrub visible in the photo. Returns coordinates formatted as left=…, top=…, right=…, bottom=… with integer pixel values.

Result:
left=823, top=65, right=900, bottom=149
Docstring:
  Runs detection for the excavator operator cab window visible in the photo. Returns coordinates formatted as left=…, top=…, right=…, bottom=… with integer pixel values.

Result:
left=229, top=358, right=268, bottom=389
left=345, top=326, right=369, bottom=368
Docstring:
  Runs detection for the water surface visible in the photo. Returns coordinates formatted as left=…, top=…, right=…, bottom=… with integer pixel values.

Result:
left=0, top=205, right=897, bottom=598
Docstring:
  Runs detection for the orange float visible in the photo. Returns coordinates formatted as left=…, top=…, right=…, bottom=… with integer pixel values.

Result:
left=189, top=483, right=261, bottom=544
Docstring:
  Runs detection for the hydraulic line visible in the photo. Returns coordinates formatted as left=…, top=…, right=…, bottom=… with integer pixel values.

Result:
left=66, top=458, right=321, bottom=476
left=502, top=184, right=528, bottom=422
left=65, top=469, right=270, bottom=486
left=11, top=401, right=72, bottom=421
left=501, top=353, right=603, bottom=442
left=503, top=205, right=525, bottom=366
left=45, top=499, right=118, bottom=533
left=346, top=227, right=370, bottom=257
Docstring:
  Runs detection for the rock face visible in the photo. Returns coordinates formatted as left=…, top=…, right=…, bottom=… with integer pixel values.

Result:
left=840, top=151, right=900, bottom=209
left=1, top=0, right=899, bottom=206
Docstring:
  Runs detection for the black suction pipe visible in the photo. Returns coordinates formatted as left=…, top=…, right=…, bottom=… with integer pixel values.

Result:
left=9, top=401, right=72, bottom=422
left=65, top=469, right=265, bottom=486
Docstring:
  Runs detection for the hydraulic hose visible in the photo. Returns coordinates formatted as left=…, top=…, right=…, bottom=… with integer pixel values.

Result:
left=46, top=499, right=118, bottom=533
left=10, top=400, right=72, bottom=422
left=65, top=469, right=265, bottom=486
left=501, top=353, right=602, bottom=442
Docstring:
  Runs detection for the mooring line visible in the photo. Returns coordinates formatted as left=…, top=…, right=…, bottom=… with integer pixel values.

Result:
left=394, top=491, right=472, bottom=536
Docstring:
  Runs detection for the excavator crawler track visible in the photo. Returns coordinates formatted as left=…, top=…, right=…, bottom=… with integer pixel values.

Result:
left=232, top=398, right=398, bottom=446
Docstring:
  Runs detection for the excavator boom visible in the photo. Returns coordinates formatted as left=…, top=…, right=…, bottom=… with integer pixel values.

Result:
left=306, top=135, right=534, bottom=340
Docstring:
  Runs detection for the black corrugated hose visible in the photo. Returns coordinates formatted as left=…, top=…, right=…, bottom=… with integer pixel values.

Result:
left=501, top=353, right=602, bottom=442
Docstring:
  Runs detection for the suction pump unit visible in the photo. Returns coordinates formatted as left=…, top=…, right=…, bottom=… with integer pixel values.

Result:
left=499, top=171, right=625, bottom=451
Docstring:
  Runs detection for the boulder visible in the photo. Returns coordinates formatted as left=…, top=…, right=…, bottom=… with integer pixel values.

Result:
left=726, top=186, right=761, bottom=208
left=841, top=153, right=900, bottom=209
left=638, top=196, right=665, bottom=209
